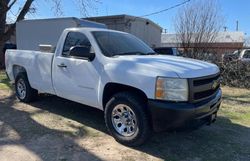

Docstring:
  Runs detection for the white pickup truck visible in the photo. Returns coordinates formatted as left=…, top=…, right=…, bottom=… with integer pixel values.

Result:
left=5, top=27, right=222, bottom=146
left=223, top=49, right=250, bottom=63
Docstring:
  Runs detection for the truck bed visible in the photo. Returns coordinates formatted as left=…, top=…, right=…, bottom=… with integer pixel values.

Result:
left=5, top=50, right=55, bottom=94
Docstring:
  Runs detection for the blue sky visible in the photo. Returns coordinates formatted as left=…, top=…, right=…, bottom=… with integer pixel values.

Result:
left=12, top=0, right=250, bottom=36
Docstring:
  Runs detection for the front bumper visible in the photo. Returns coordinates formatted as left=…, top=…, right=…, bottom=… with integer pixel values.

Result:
left=148, top=89, right=222, bottom=132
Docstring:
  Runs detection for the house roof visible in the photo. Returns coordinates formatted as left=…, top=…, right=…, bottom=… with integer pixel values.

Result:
left=161, top=32, right=245, bottom=44
left=215, top=32, right=244, bottom=43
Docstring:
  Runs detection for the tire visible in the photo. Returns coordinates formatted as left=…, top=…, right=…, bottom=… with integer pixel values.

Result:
left=104, top=92, right=151, bottom=146
left=15, top=73, right=38, bottom=103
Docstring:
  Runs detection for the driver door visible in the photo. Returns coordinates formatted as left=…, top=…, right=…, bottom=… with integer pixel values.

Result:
left=53, top=31, right=99, bottom=107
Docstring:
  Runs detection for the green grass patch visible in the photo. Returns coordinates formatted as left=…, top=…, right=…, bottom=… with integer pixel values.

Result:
left=222, top=86, right=250, bottom=104
left=0, top=70, right=12, bottom=90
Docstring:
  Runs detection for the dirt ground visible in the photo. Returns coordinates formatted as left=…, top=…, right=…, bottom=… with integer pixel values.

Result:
left=0, top=87, right=250, bottom=161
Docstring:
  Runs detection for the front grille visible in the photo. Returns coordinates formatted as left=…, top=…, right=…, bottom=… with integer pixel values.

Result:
left=193, top=86, right=220, bottom=100
left=189, top=73, right=220, bottom=102
left=193, top=74, right=220, bottom=86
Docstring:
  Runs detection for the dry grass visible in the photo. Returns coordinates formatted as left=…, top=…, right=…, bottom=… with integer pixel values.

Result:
left=0, top=70, right=250, bottom=161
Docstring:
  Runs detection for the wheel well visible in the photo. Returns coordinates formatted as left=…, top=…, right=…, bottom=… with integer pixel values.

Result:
left=102, top=83, right=148, bottom=108
left=13, top=65, right=27, bottom=79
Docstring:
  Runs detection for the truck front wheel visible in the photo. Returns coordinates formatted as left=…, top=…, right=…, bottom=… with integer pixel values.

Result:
left=15, top=73, right=38, bottom=103
left=104, top=92, right=151, bottom=146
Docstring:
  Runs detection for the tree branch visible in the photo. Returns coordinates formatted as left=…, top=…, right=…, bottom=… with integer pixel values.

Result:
left=8, top=0, right=17, bottom=11
left=16, top=0, right=34, bottom=21
left=3, top=0, right=34, bottom=42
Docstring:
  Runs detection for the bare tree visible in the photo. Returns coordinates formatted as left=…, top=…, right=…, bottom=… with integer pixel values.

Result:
left=174, top=0, right=223, bottom=59
left=0, top=0, right=97, bottom=68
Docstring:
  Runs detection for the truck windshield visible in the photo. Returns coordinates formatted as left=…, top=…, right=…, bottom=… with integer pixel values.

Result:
left=92, top=31, right=155, bottom=57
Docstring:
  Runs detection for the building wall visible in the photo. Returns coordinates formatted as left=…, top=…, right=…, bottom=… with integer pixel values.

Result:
left=6, top=16, right=162, bottom=49
left=126, top=19, right=161, bottom=47
left=86, top=15, right=162, bottom=47
left=87, top=17, right=126, bottom=32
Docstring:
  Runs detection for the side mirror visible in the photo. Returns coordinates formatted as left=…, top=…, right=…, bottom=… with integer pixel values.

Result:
left=69, top=46, right=95, bottom=61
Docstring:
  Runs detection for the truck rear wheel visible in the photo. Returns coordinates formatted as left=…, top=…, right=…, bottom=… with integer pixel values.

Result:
left=104, top=92, right=151, bottom=146
left=15, top=73, right=38, bottom=103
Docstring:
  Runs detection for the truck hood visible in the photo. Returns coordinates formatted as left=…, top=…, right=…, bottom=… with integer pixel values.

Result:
left=109, top=55, right=219, bottom=78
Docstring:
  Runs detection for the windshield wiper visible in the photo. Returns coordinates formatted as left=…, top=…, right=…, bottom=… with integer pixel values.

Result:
left=114, top=51, right=144, bottom=56
left=115, top=51, right=157, bottom=56
left=146, top=52, right=158, bottom=55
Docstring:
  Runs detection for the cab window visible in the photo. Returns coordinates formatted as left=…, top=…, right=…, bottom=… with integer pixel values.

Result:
left=243, top=50, right=250, bottom=59
left=62, top=32, right=91, bottom=57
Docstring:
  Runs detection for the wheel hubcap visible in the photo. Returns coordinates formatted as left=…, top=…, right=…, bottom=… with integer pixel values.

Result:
left=111, top=104, right=137, bottom=137
left=17, top=79, right=26, bottom=99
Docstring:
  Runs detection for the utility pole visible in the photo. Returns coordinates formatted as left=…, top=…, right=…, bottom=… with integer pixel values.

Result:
left=236, top=20, right=239, bottom=31
left=223, top=26, right=228, bottom=32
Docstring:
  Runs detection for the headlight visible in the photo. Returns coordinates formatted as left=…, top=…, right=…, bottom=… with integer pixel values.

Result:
left=155, top=77, right=188, bottom=101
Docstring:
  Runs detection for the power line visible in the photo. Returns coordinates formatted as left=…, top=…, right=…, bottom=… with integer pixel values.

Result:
left=140, top=0, right=191, bottom=17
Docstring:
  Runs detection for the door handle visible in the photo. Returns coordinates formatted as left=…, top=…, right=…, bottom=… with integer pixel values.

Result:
left=57, top=63, right=67, bottom=68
